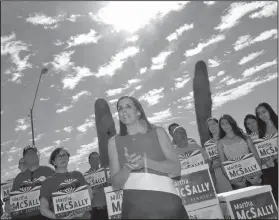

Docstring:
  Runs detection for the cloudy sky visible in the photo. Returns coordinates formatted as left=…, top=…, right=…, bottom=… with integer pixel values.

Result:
left=1, top=1, right=277, bottom=181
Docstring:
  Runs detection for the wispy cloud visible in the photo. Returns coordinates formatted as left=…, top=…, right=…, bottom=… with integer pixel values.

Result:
left=217, top=70, right=226, bottom=76
left=108, top=99, right=118, bottom=104
left=173, top=75, right=191, bottom=89
left=67, top=14, right=82, bottom=22
left=166, top=23, right=193, bottom=42
left=1, top=32, right=32, bottom=83
left=40, top=97, right=50, bottom=101
left=139, top=88, right=164, bottom=106
left=63, top=126, right=73, bottom=133
left=77, top=115, right=95, bottom=133
left=26, top=13, right=66, bottom=29
left=53, top=39, right=64, bottom=46
left=249, top=2, right=277, bottom=19
left=215, top=2, right=266, bottom=32
left=150, top=50, right=173, bottom=70
left=72, top=90, right=91, bottom=103
left=204, top=1, right=216, bottom=5
left=208, top=58, right=221, bottom=67
left=238, top=50, right=264, bottom=65
left=126, top=35, right=139, bottom=43
left=91, top=2, right=189, bottom=33
left=52, top=50, right=75, bottom=72
left=96, top=47, right=139, bottom=77
left=220, top=75, right=231, bottom=84
left=66, top=29, right=102, bottom=48
left=139, top=67, right=147, bottom=75
left=242, top=59, right=277, bottom=77
left=56, top=105, right=73, bottom=113
left=209, top=76, right=216, bottom=82
left=69, top=138, right=98, bottom=164
left=62, top=66, right=94, bottom=90
left=106, top=85, right=129, bottom=97
left=149, top=108, right=172, bottom=124
left=14, top=118, right=29, bottom=132
left=213, top=73, right=277, bottom=109
left=126, top=78, right=142, bottom=87
left=185, top=35, right=225, bottom=57
left=234, top=29, right=277, bottom=51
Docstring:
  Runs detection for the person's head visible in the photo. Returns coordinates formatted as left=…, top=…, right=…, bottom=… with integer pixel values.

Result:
left=219, top=114, right=247, bottom=141
left=256, top=102, right=278, bottom=138
left=49, top=148, right=70, bottom=169
left=168, top=123, right=179, bottom=137
left=18, top=158, right=27, bottom=172
left=244, top=114, right=258, bottom=134
left=206, top=117, right=219, bottom=138
left=116, top=96, right=152, bottom=136
left=23, top=145, right=39, bottom=166
left=88, top=152, right=100, bottom=169
left=173, top=126, right=188, bottom=145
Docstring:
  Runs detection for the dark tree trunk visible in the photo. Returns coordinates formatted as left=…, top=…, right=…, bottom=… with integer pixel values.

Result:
left=193, top=60, right=212, bottom=146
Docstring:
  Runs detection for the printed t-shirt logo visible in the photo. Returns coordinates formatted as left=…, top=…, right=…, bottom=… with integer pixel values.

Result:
left=52, top=177, right=91, bottom=218
left=9, top=176, right=46, bottom=217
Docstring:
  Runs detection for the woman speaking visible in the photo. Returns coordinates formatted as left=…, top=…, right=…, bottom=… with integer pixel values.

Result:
left=108, top=96, right=188, bottom=219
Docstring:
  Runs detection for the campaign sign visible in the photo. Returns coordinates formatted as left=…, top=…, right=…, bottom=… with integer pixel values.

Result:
left=204, top=143, right=219, bottom=161
left=1, top=179, right=13, bottom=202
left=178, top=150, right=205, bottom=171
left=9, top=186, right=40, bottom=217
left=84, top=168, right=110, bottom=189
left=229, top=191, right=278, bottom=219
left=173, top=168, right=216, bottom=207
left=52, top=185, right=91, bottom=219
left=104, top=186, right=123, bottom=219
left=253, top=133, right=278, bottom=168
left=223, top=153, right=262, bottom=184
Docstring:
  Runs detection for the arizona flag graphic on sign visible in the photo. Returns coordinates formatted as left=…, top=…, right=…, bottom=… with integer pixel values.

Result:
left=179, top=150, right=205, bottom=171
left=52, top=180, right=92, bottom=219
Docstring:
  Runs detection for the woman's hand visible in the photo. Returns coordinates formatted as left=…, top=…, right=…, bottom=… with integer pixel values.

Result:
left=5, top=202, right=15, bottom=213
left=246, top=175, right=262, bottom=185
left=124, top=148, right=144, bottom=171
left=211, top=159, right=221, bottom=169
left=266, top=159, right=275, bottom=168
left=233, top=178, right=247, bottom=188
left=61, top=212, right=75, bottom=219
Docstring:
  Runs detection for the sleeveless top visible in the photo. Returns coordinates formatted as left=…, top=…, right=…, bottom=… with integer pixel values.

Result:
left=115, top=127, right=167, bottom=177
left=222, top=139, right=250, bottom=161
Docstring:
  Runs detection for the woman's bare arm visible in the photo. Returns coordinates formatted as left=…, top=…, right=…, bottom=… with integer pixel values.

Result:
left=217, top=140, right=229, bottom=179
left=246, top=137, right=261, bottom=167
left=108, top=136, right=131, bottom=190
left=40, top=197, right=56, bottom=219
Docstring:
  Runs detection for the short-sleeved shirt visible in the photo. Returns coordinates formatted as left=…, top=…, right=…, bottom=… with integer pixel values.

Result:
left=10, top=166, right=55, bottom=219
left=40, top=171, right=90, bottom=219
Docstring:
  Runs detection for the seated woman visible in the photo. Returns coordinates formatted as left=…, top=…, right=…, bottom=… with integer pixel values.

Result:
left=172, top=126, right=211, bottom=170
left=40, top=148, right=93, bottom=219
left=204, top=117, right=232, bottom=193
left=108, top=96, right=188, bottom=219
left=256, top=102, right=278, bottom=204
left=217, top=114, right=262, bottom=189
